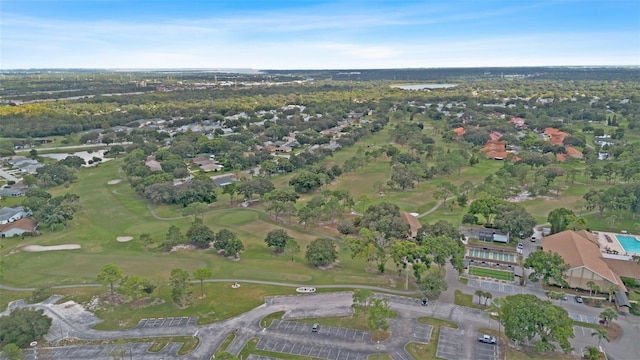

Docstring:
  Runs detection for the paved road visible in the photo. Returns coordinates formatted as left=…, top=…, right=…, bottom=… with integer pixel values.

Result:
left=6, top=292, right=493, bottom=360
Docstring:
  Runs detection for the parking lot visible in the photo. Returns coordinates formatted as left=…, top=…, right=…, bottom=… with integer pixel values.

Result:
left=270, top=320, right=371, bottom=342
left=435, top=326, right=464, bottom=360
left=407, top=321, right=432, bottom=343
left=22, top=342, right=182, bottom=359
left=475, top=339, right=499, bottom=360
left=256, top=338, right=370, bottom=360
left=247, top=355, right=279, bottom=360
left=568, top=312, right=598, bottom=324
left=136, top=316, right=198, bottom=328
left=467, top=279, right=516, bottom=294
left=390, top=349, right=413, bottom=360
left=374, top=294, right=425, bottom=307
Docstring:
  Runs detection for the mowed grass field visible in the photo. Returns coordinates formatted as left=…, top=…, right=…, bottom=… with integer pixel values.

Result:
left=0, top=159, right=395, bottom=290
left=468, top=266, right=514, bottom=281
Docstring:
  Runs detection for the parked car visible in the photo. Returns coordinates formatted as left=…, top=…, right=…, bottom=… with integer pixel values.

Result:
left=311, top=323, right=319, bottom=332
left=575, top=296, right=583, bottom=303
left=421, top=298, right=429, bottom=306
left=478, top=334, right=497, bottom=344
left=530, top=236, right=536, bottom=242
left=517, top=242, right=524, bottom=250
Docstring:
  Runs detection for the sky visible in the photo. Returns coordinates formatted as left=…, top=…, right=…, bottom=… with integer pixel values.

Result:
left=1, top=0, right=639, bottom=69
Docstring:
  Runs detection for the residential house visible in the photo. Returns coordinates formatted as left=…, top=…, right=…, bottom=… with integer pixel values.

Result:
left=0, top=218, right=38, bottom=238
left=145, top=156, right=163, bottom=172
left=0, top=187, right=27, bottom=198
left=212, top=176, right=237, bottom=188
left=452, top=127, right=465, bottom=140
left=543, top=128, right=568, bottom=146
left=564, top=146, right=584, bottom=159
left=509, top=117, right=526, bottom=128
left=489, top=131, right=503, bottom=141
left=481, top=140, right=508, bottom=160
left=0, top=206, right=30, bottom=224
left=541, top=230, right=627, bottom=295
left=400, top=212, right=421, bottom=239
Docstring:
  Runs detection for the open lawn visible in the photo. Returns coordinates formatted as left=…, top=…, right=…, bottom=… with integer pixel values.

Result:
left=468, top=266, right=514, bottom=281
left=0, top=159, right=402, bottom=300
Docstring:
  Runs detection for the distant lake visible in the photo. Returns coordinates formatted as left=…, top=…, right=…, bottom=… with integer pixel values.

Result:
left=392, top=84, right=457, bottom=90
left=41, top=149, right=111, bottom=167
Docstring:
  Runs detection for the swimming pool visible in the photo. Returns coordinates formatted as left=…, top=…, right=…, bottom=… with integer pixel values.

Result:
left=615, top=234, right=640, bottom=254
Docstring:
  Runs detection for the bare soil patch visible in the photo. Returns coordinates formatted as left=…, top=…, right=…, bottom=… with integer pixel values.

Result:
left=22, top=244, right=81, bottom=252
left=107, top=179, right=122, bottom=185
left=116, top=236, right=133, bottom=242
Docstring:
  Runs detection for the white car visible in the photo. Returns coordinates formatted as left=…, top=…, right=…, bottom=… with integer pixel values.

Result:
left=478, top=334, right=497, bottom=344
left=517, top=242, right=524, bottom=250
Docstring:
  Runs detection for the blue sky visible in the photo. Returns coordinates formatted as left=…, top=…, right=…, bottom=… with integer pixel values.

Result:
left=1, top=0, right=639, bottom=69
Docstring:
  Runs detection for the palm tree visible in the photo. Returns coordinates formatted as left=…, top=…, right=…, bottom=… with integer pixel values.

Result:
left=583, top=345, right=601, bottom=360
left=591, top=328, right=609, bottom=347
left=475, top=289, right=484, bottom=305
left=483, top=292, right=493, bottom=306
left=599, top=307, right=618, bottom=328
left=587, top=280, right=596, bottom=297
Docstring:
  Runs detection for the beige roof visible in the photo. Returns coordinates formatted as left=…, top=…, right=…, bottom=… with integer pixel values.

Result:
left=400, top=212, right=421, bottom=238
left=0, top=217, right=37, bottom=232
left=542, top=230, right=624, bottom=288
left=604, top=258, right=640, bottom=279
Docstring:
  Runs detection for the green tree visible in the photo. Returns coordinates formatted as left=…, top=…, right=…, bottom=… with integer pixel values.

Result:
left=599, top=307, right=618, bottom=328
left=586, top=280, right=597, bottom=297
left=305, top=238, right=338, bottom=266
left=419, top=271, right=448, bottom=300
left=193, top=267, right=212, bottom=298
left=500, top=294, right=574, bottom=353
left=289, top=172, right=323, bottom=193
left=97, top=263, right=124, bottom=297
left=264, top=229, right=292, bottom=253
left=186, top=222, right=215, bottom=248
left=170, top=268, right=192, bottom=306
left=366, top=298, right=394, bottom=332
left=213, top=229, right=236, bottom=251
left=591, top=328, right=609, bottom=347
left=0, top=309, right=52, bottom=348
left=583, top=345, right=601, bottom=360
left=1, top=344, right=24, bottom=360
left=222, top=182, right=238, bottom=204
left=352, top=289, right=374, bottom=316
left=361, top=202, right=410, bottom=240
left=523, top=250, right=570, bottom=287
left=182, top=202, right=208, bottom=221
left=120, top=275, right=155, bottom=301
left=224, top=237, right=244, bottom=259
left=283, top=238, right=300, bottom=262
left=547, top=208, right=576, bottom=234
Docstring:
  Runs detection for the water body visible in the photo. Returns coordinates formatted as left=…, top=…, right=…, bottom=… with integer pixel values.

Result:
left=40, top=149, right=111, bottom=167
left=393, top=84, right=457, bottom=90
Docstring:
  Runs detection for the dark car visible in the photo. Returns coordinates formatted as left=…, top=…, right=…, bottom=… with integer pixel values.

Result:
left=575, top=296, right=583, bottom=303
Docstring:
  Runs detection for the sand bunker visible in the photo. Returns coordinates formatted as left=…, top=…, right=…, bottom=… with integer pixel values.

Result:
left=107, top=179, right=122, bottom=185
left=116, top=236, right=133, bottom=242
left=23, top=244, right=81, bottom=252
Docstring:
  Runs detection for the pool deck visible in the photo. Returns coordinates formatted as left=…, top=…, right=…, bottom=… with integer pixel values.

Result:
left=595, top=231, right=640, bottom=256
